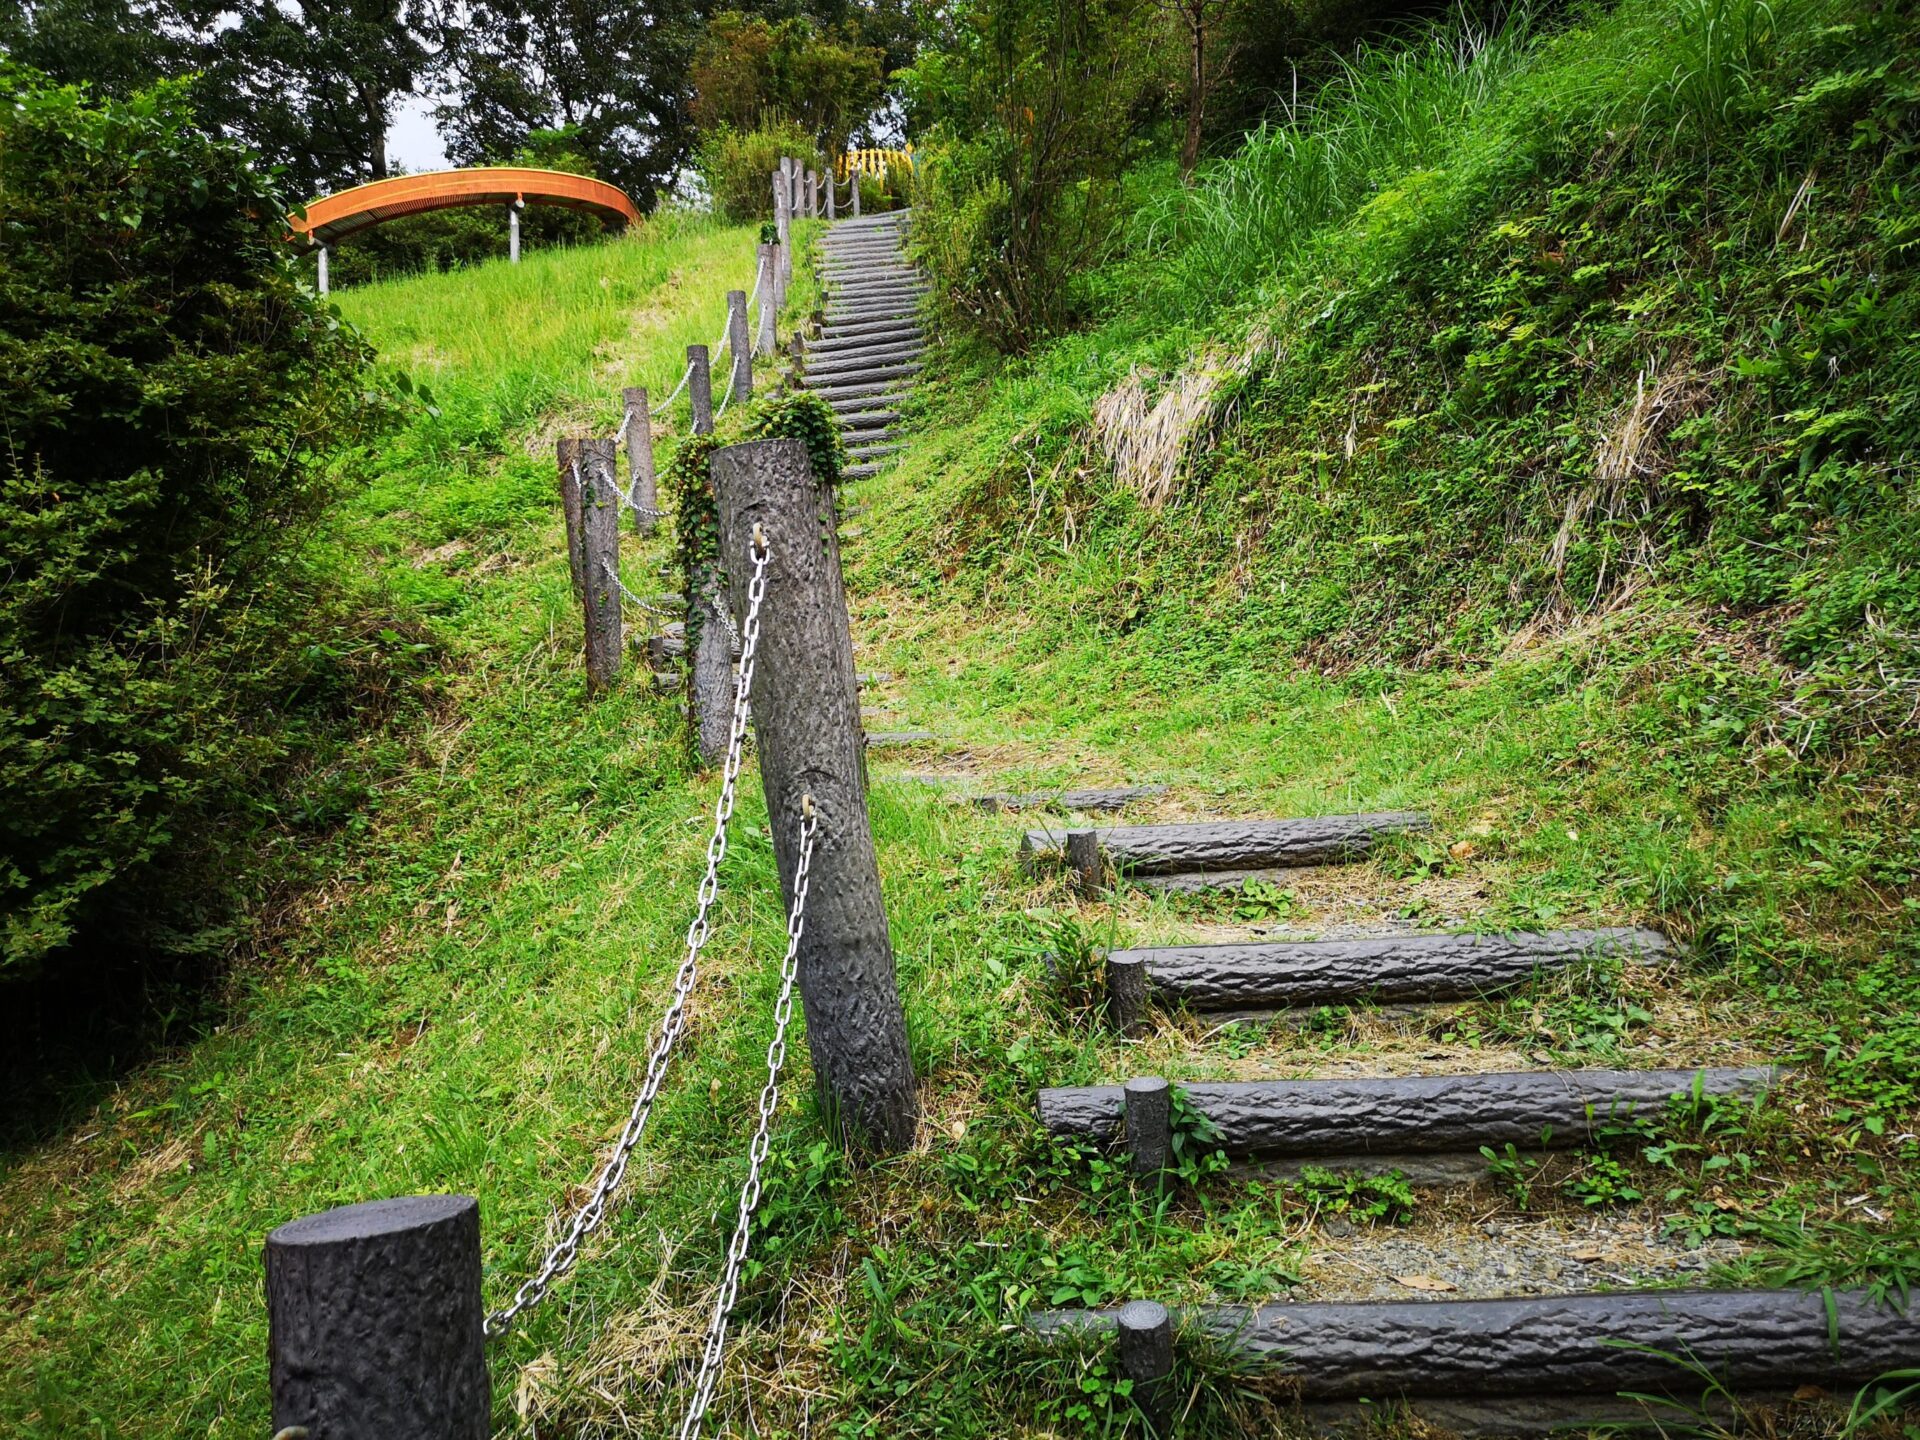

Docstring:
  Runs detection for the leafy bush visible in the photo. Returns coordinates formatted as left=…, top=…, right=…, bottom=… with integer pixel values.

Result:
left=0, top=70, right=381, bottom=980
left=698, top=120, right=825, bottom=224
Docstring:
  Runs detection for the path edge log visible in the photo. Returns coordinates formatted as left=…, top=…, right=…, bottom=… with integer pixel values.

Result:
left=712, top=437, right=918, bottom=1154
left=622, top=386, right=656, bottom=537
left=265, top=1194, right=489, bottom=1440
left=579, top=438, right=621, bottom=694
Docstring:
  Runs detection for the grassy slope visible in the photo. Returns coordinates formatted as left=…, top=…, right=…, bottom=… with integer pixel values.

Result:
left=3, top=4, right=1919, bottom=1439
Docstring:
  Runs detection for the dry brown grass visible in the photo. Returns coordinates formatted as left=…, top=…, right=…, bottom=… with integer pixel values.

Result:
left=1091, top=328, right=1273, bottom=507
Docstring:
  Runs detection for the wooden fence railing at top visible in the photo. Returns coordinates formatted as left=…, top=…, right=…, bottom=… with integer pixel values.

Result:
left=838, top=146, right=915, bottom=181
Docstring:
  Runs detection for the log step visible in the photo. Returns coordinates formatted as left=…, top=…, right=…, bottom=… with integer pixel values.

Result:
left=1033, top=1289, right=1919, bottom=1429
left=1021, top=812, right=1431, bottom=878
left=865, top=730, right=936, bottom=747
left=1107, top=926, right=1673, bottom=1027
left=1037, top=1065, right=1775, bottom=1161
left=974, top=785, right=1169, bottom=813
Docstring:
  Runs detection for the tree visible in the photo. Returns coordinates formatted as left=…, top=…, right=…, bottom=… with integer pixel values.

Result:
left=0, top=66, right=379, bottom=981
left=0, top=0, right=187, bottom=97
left=428, top=0, right=702, bottom=208
left=690, top=12, right=886, bottom=158
left=188, top=0, right=430, bottom=197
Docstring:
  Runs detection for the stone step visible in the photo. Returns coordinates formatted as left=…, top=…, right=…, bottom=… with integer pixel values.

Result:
left=807, top=338, right=925, bottom=365
left=1034, top=1289, right=1920, bottom=1432
left=1037, top=1065, right=1775, bottom=1169
left=834, top=409, right=901, bottom=431
left=1021, top=812, right=1431, bottom=879
left=1106, top=926, right=1674, bottom=1030
left=848, top=439, right=904, bottom=462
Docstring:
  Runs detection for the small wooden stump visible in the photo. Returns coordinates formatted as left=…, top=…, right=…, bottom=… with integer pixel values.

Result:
left=1123, top=1076, right=1171, bottom=1176
left=1116, top=1299, right=1174, bottom=1435
left=266, top=1195, right=488, bottom=1440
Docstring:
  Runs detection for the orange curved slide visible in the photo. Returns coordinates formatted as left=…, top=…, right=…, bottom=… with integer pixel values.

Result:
left=289, top=167, right=641, bottom=246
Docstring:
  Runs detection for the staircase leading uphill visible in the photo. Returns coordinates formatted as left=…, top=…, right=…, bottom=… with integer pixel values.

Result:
left=1016, top=812, right=1916, bottom=1433
left=801, top=210, right=924, bottom=480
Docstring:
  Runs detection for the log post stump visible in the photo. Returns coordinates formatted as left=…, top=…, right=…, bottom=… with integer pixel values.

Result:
left=622, top=387, right=656, bottom=538
left=579, top=438, right=622, bottom=694
left=1124, top=1075, right=1171, bottom=1176
left=265, top=1194, right=488, bottom=1440
left=711, top=437, right=918, bottom=1154
left=1116, top=1299, right=1174, bottom=1435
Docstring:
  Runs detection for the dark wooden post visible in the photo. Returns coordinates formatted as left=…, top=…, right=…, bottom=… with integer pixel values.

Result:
left=711, top=438, right=918, bottom=1153
left=579, top=437, right=622, bottom=694
left=851, top=167, right=862, bottom=217
left=688, top=345, right=713, bottom=436
left=826, top=168, right=837, bottom=220
left=755, top=244, right=777, bottom=357
left=1116, top=1300, right=1174, bottom=1435
left=558, top=437, right=586, bottom=599
left=266, top=1195, right=488, bottom=1440
left=1066, top=829, right=1104, bottom=896
left=806, top=169, right=819, bottom=217
left=1108, top=953, right=1151, bottom=1035
left=622, top=386, right=656, bottom=538
left=774, top=165, right=791, bottom=255
left=1124, top=1075, right=1171, bottom=1176
left=727, top=289, right=752, bottom=406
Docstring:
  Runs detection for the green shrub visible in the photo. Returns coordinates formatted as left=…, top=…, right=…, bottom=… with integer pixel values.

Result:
left=0, top=69, right=382, bottom=980
left=698, top=121, right=824, bottom=223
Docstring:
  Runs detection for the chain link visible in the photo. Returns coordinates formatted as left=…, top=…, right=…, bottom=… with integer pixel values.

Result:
left=601, top=560, right=679, bottom=619
left=485, top=528, right=773, bottom=1338
left=676, top=797, right=820, bottom=1440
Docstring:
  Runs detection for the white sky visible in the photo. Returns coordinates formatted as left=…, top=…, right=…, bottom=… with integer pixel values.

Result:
left=388, top=93, right=450, bottom=173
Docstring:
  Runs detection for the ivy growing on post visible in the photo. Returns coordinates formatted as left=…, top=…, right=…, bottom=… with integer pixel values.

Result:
left=660, top=390, right=844, bottom=760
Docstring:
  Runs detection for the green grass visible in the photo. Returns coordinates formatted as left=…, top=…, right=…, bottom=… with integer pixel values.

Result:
left=4, top=1, right=1920, bottom=1435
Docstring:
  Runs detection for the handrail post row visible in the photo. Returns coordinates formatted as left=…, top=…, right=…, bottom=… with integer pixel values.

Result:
left=558, top=436, right=587, bottom=599
left=579, top=437, right=622, bottom=694
left=622, top=386, right=656, bottom=537
left=711, top=438, right=919, bottom=1154
left=726, top=290, right=752, bottom=405
left=755, top=244, right=777, bottom=357
left=265, top=1196, right=489, bottom=1439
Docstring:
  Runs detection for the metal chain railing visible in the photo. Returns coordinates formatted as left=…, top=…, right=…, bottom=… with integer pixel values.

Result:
left=484, top=526, right=772, bottom=1337
left=675, top=797, right=820, bottom=1440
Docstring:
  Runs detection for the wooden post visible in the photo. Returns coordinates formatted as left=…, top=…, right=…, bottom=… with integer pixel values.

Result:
left=315, top=244, right=329, bottom=295
left=807, top=169, right=819, bottom=217
left=773, top=241, right=789, bottom=319
left=755, top=244, right=777, bottom=357
left=558, top=437, right=586, bottom=599
left=1066, top=829, right=1104, bottom=896
left=711, top=438, right=918, bottom=1153
left=826, top=169, right=836, bottom=220
left=266, top=1195, right=488, bottom=1440
left=622, top=386, right=656, bottom=537
left=1116, top=1300, right=1175, bottom=1436
left=727, top=290, right=752, bottom=406
left=774, top=166, right=791, bottom=253
left=1108, top=953, right=1151, bottom=1035
left=1124, top=1075, right=1171, bottom=1176
left=579, top=438, right=622, bottom=694
left=851, top=167, right=861, bottom=217
left=688, top=345, right=713, bottom=436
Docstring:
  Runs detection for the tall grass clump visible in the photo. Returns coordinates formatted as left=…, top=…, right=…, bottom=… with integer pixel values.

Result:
left=1133, top=9, right=1539, bottom=321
